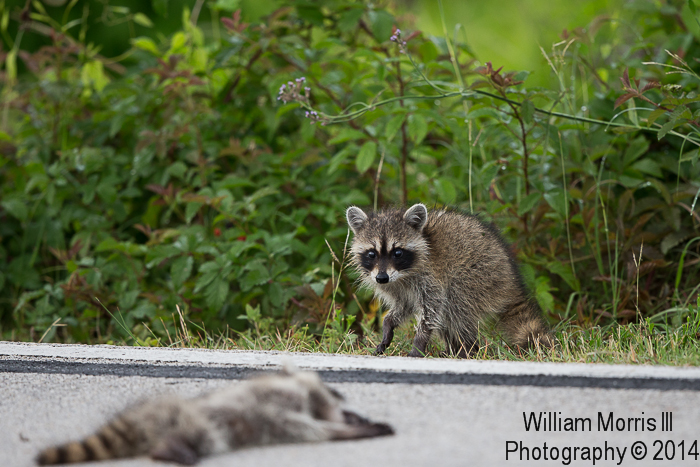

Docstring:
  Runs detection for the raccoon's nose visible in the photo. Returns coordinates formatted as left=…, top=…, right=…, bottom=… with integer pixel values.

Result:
left=376, top=272, right=389, bottom=284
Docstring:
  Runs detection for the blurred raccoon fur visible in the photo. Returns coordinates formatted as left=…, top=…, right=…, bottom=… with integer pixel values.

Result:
left=36, top=366, right=393, bottom=466
left=346, top=203, right=553, bottom=358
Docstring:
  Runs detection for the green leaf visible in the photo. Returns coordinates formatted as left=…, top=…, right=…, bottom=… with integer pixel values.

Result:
left=171, top=255, right=193, bottom=287
left=97, top=182, right=117, bottom=204
left=0, top=271, right=5, bottom=292
left=385, top=114, right=405, bottom=142
left=657, top=114, right=683, bottom=140
left=205, top=278, right=228, bottom=310
left=5, top=48, right=16, bottom=85
left=239, top=261, right=270, bottom=291
left=214, top=0, right=241, bottom=12
left=435, top=178, right=456, bottom=203
left=646, top=108, right=667, bottom=128
left=517, top=192, right=541, bottom=216
left=622, top=137, right=649, bottom=168
left=546, top=261, right=580, bottom=291
left=338, top=7, right=364, bottom=32
left=631, top=159, right=662, bottom=178
left=167, top=161, right=188, bottom=179
left=1, top=197, right=28, bottom=221
left=328, top=128, right=366, bottom=145
left=535, top=276, right=555, bottom=313
left=95, top=237, right=121, bottom=252
left=195, top=264, right=220, bottom=293
left=327, top=145, right=355, bottom=174
left=131, top=301, right=156, bottom=319
left=133, top=13, right=153, bottom=28
left=355, top=141, right=377, bottom=174
left=153, top=0, right=169, bottom=17
left=7, top=256, right=40, bottom=289
left=646, top=178, right=672, bottom=205
left=132, top=37, right=159, bottom=54
left=297, top=5, right=324, bottom=26
left=418, top=41, right=438, bottom=62
left=185, top=202, right=202, bottom=224
left=171, top=31, right=187, bottom=50
left=269, top=281, right=285, bottom=307
left=145, top=245, right=180, bottom=268
left=543, top=189, right=567, bottom=218
left=520, top=100, right=535, bottom=125
left=408, top=114, right=428, bottom=145
left=661, top=230, right=692, bottom=255
left=465, top=107, right=503, bottom=121
left=368, top=10, right=394, bottom=41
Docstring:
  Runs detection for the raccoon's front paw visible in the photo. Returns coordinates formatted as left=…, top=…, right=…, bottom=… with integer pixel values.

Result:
left=407, top=349, right=425, bottom=358
left=373, top=344, right=387, bottom=355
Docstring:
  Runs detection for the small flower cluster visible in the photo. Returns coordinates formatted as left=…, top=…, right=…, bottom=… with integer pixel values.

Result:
left=277, top=77, right=327, bottom=124
left=390, top=28, right=407, bottom=53
left=277, top=77, right=310, bottom=104
left=304, top=110, right=322, bottom=124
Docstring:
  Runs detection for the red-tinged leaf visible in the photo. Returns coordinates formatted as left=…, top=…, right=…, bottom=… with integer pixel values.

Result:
left=640, top=81, right=661, bottom=94
left=614, top=93, right=635, bottom=109
left=620, top=67, right=631, bottom=89
left=406, top=30, right=421, bottom=42
left=146, top=184, right=168, bottom=196
left=221, top=17, right=236, bottom=30
left=133, top=224, right=152, bottom=237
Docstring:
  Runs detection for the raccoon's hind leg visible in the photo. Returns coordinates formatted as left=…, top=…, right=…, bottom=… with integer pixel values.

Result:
left=444, top=328, right=478, bottom=358
left=407, top=319, right=434, bottom=358
left=149, top=422, right=224, bottom=465
left=150, top=434, right=200, bottom=466
left=498, top=299, right=554, bottom=350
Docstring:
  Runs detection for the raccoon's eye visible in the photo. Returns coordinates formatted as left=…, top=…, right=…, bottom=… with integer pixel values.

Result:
left=367, top=250, right=377, bottom=259
left=393, top=248, right=403, bottom=258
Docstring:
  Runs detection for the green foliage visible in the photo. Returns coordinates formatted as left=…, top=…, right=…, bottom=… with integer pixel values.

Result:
left=0, top=0, right=699, bottom=359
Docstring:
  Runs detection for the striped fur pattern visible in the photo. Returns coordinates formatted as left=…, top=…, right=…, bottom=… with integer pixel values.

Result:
left=346, top=203, right=553, bottom=358
left=36, top=367, right=393, bottom=465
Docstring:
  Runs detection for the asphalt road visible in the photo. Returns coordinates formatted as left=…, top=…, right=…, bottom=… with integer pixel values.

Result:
left=2, top=342, right=700, bottom=467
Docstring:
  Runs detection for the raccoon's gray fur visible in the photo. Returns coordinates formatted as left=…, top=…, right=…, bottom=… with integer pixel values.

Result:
left=36, top=367, right=393, bottom=465
left=346, top=203, right=553, bottom=358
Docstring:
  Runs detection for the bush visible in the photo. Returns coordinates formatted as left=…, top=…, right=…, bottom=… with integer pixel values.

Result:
left=1, top=0, right=698, bottom=346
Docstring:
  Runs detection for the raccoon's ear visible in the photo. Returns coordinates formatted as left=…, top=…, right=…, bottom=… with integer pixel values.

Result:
left=404, top=204, right=428, bottom=231
left=346, top=206, right=368, bottom=233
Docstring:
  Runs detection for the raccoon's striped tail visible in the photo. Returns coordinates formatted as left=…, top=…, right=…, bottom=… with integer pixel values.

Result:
left=499, top=299, right=555, bottom=350
left=36, top=418, right=137, bottom=465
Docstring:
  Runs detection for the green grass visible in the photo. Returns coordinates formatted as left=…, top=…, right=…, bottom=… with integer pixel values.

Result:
left=105, top=297, right=700, bottom=366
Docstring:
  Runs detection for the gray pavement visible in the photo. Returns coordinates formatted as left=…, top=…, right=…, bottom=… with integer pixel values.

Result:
left=2, top=342, right=700, bottom=466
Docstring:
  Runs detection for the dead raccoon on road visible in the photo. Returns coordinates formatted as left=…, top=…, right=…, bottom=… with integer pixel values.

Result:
left=346, top=203, right=553, bottom=358
left=36, top=366, right=393, bottom=465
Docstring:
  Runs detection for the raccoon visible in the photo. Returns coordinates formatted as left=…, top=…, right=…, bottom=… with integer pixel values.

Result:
left=346, top=203, right=553, bottom=358
left=36, top=367, right=393, bottom=465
